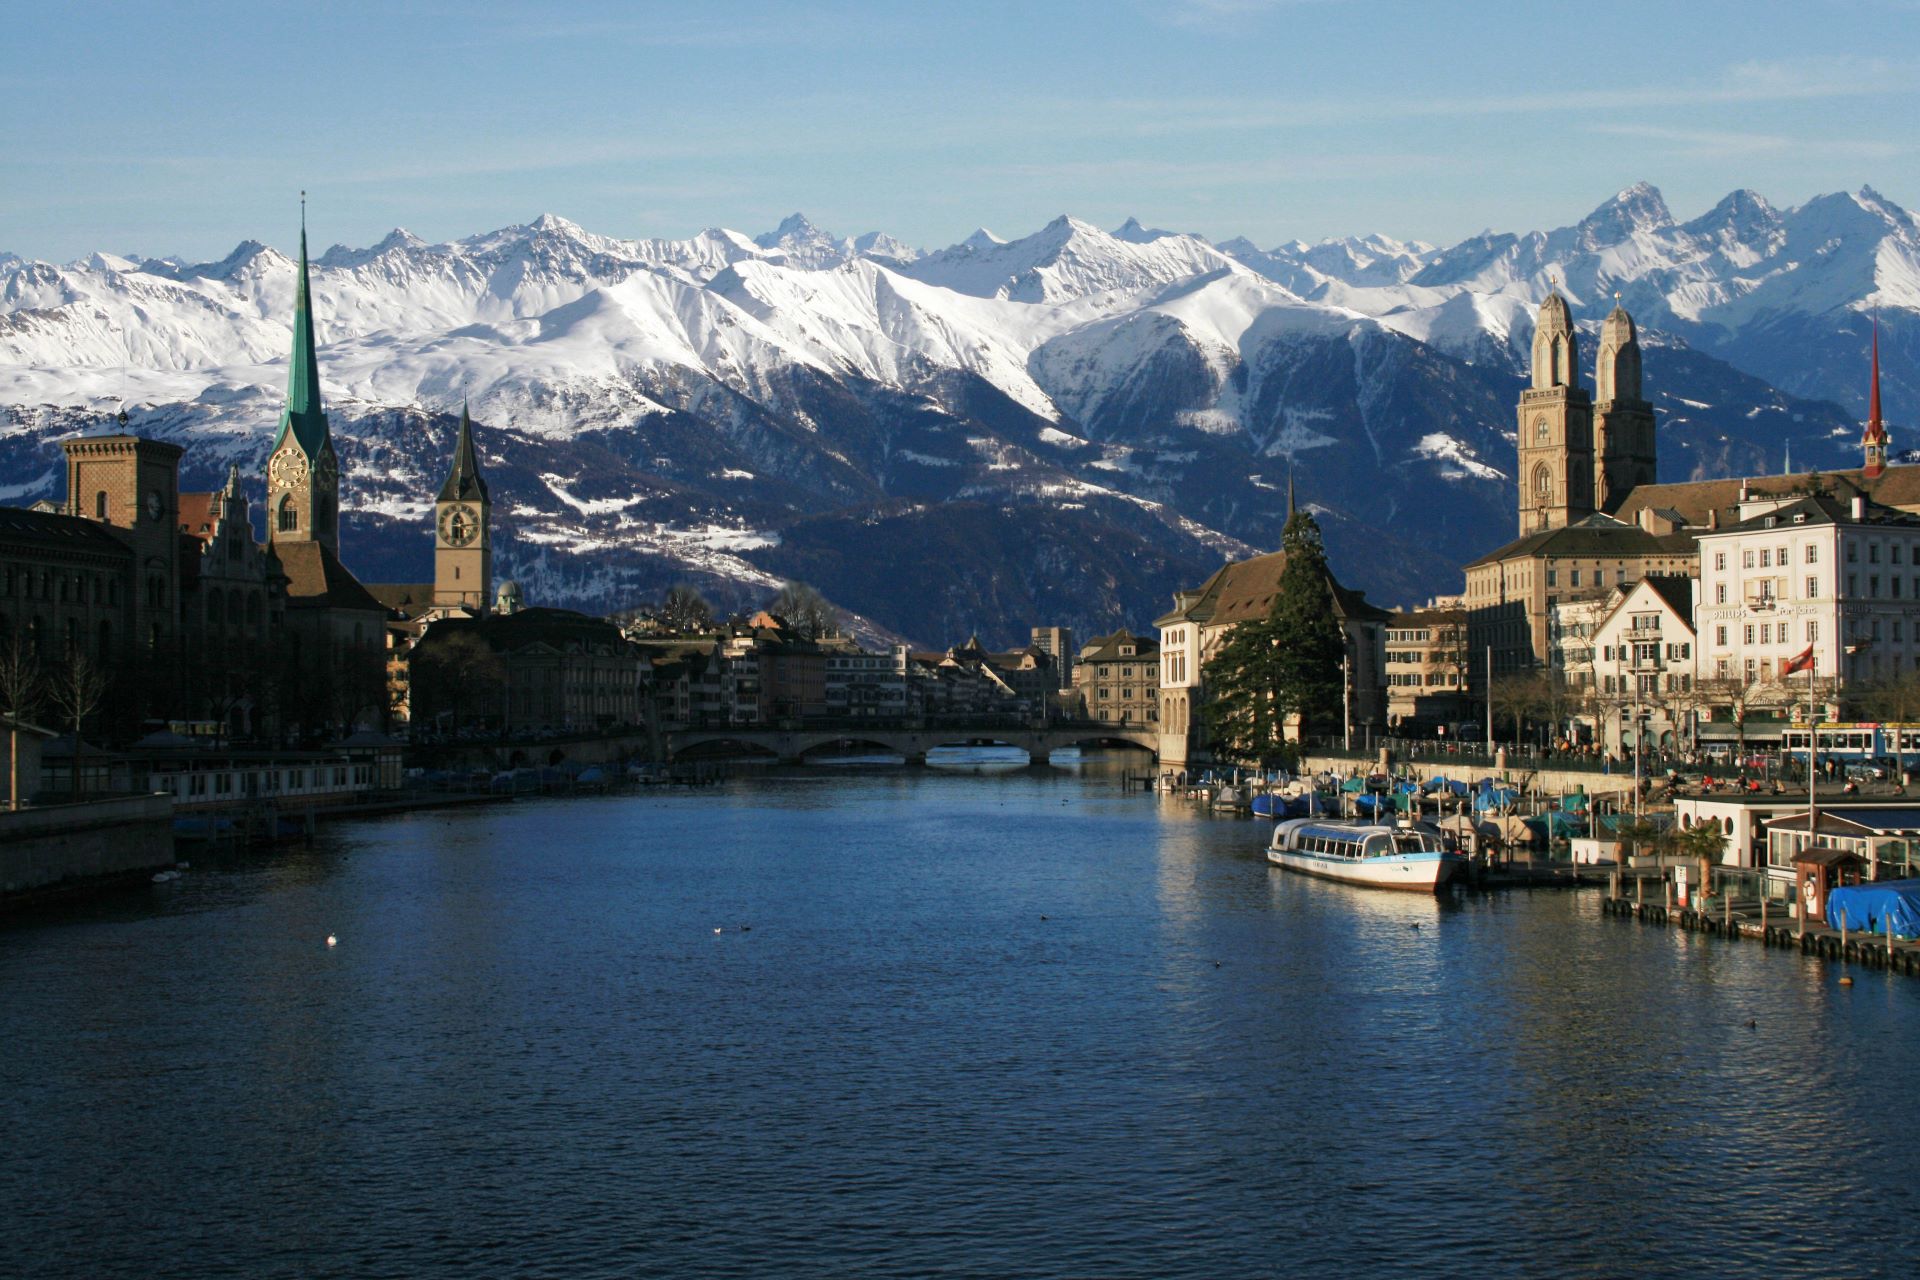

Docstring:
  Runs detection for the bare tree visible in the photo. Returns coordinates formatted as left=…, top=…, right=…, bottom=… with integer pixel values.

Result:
left=0, top=635, right=43, bottom=811
left=47, top=648, right=110, bottom=800
left=769, top=580, right=840, bottom=641
left=1694, top=676, right=1759, bottom=780
left=659, top=585, right=714, bottom=635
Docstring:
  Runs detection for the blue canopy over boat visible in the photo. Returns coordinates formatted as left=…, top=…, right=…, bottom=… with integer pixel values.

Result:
left=1826, top=880, right=1920, bottom=937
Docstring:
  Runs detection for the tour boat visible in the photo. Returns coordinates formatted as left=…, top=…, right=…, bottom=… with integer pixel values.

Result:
left=1267, top=818, right=1466, bottom=892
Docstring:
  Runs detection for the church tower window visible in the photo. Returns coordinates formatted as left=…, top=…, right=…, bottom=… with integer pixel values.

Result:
left=278, top=496, right=297, bottom=532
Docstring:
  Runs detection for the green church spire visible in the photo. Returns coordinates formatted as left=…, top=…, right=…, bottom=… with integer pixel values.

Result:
left=273, top=194, right=330, bottom=455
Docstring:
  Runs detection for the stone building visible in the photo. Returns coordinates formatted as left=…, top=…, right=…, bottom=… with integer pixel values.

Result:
left=1383, top=607, right=1470, bottom=733
left=1073, top=630, right=1159, bottom=725
left=1467, top=291, right=1697, bottom=674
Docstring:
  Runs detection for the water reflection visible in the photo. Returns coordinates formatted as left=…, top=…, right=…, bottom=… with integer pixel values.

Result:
left=4, top=770, right=1919, bottom=1277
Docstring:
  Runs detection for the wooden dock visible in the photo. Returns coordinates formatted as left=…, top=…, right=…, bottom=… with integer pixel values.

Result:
left=1601, top=892, right=1920, bottom=977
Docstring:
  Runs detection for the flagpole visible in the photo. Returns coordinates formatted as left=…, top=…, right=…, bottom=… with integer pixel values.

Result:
left=1807, top=655, right=1818, bottom=926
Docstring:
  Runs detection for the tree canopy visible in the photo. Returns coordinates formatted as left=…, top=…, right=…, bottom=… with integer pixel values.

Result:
left=769, top=580, right=840, bottom=640
left=1200, top=509, right=1346, bottom=764
left=658, top=585, right=715, bottom=634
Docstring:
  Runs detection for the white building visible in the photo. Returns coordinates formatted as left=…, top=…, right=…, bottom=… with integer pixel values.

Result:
left=1589, top=575, right=1695, bottom=753
left=1694, top=492, right=1920, bottom=698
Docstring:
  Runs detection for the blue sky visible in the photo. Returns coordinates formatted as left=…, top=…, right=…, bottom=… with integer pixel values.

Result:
left=4, top=0, right=1917, bottom=261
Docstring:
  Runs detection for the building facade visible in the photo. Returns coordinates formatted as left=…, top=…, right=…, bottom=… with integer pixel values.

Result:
left=1383, top=607, right=1470, bottom=732
left=1073, top=630, right=1159, bottom=725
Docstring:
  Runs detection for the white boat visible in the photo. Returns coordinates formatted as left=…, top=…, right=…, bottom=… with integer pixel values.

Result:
left=1267, top=818, right=1466, bottom=892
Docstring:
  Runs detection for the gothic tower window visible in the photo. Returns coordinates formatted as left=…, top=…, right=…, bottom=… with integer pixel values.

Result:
left=1533, top=464, right=1552, bottom=501
left=278, top=495, right=297, bottom=533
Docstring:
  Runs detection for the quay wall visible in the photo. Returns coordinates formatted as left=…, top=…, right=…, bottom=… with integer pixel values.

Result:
left=0, top=793, right=176, bottom=902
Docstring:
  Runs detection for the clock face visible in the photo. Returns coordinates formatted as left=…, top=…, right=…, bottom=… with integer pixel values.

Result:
left=316, top=450, right=338, bottom=487
left=269, top=449, right=309, bottom=488
left=439, top=503, right=480, bottom=547
left=144, top=491, right=163, bottom=522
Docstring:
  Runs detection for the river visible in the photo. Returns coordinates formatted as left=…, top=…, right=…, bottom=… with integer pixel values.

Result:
left=4, top=760, right=1917, bottom=1277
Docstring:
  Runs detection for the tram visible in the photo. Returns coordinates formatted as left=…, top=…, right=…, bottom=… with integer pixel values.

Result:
left=1778, top=722, right=1920, bottom=767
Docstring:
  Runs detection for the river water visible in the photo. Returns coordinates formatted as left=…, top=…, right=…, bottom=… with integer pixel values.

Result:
left=4, top=760, right=1918, bottom=1278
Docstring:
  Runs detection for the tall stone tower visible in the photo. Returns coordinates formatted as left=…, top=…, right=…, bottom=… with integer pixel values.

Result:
left=266, top=207, right=342, bottom=555
left=433, top=401, right=492, bottom=614
left=1864, top=319, right=1890, bottom=479
left=1592, top=299, right=1657, bottom=511
left=1516, top=291, right=1594, bottom=535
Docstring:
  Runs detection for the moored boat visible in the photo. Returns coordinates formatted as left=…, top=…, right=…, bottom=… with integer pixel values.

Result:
left=1267, top=818, right=1466, bottom=892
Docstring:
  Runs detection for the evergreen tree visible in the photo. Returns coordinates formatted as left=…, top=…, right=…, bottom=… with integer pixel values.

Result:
left=1201, top=509, right=1347, bottom=763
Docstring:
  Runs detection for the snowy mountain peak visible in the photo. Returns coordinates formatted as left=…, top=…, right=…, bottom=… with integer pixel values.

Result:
left=318, top=228, right=427, bottom=269
left=529, top=212, right=584, bottom=235
left=755, top=212, right=825, bottom=247
left=1576, top=182, right=1674, bottom=243
left=1113, top=216, right=1183, bottom=244
left=959, top=228, right=1005, bottom=252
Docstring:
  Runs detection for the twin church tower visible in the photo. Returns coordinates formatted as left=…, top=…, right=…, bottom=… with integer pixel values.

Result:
left=263, top=213, right=493, bottom=615
left=1514, top=291, right=1657, bottom=535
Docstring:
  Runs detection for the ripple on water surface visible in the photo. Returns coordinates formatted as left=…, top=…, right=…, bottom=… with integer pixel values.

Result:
left=3, top=768, right=1919, bottom=1278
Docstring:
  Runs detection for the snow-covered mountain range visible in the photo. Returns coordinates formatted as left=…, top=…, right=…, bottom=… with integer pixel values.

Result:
left=0, top=184, right=1905, bottom=645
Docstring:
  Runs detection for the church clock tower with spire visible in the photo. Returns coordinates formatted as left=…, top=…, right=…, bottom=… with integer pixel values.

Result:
left=433, top=401, right=492, bottom=614
left=266, top=202, right=341, bottom=555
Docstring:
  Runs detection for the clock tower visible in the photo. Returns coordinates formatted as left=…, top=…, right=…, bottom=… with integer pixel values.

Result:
left=1515, top=290, right=1595, bottom=535
left=433, top=401, right=492, bottom=614
left=265, top=206, right=341, bottom=555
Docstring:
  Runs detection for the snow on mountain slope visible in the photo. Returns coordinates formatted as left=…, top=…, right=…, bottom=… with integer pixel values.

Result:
left=0, top=190, right=1896, bottom=633
left=899, top=215, right=1243, bottom=304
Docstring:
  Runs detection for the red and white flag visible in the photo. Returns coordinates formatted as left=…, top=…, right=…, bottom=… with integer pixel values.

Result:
left=1783, top=644, right=1816, bottom=675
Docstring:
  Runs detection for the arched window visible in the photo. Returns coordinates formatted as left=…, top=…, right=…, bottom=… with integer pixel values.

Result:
left=1533, top=464, right=1552, bottom=501
left=278, top=496, right=297, bottom=533
left=95, top=490, right=108, bottom=520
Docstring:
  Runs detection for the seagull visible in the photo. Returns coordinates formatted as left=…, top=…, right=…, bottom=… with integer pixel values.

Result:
left=713, top=927, right=724, bottom=935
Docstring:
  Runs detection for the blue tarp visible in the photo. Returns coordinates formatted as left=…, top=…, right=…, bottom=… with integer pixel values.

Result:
left=1826, top=880, right=1920, bottom=937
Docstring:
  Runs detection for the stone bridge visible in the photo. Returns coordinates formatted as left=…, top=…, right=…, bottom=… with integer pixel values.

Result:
left=664, top=721, right=1159, bottom=765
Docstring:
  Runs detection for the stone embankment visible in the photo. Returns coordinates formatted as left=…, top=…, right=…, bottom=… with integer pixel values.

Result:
left=0, top=794, right=175, bottom=905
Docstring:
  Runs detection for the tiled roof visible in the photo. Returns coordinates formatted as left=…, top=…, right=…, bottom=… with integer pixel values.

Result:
left=1638, top=573, right=1695, bottom=621
left=1078, top=628, right=1159, bottom=661
left=178, top=492, right=218, bottom=539
left=365, top=582, right=436, bottom=616
left=1155, top=548, right=1389, bottom=628
left=274, top=541, right=386, bottom=614
left=1466, top=512, right=1698, bottom=568
left=1614, top=462, right=1920, bottom=529
left=0, top=506, right=131, bottom=555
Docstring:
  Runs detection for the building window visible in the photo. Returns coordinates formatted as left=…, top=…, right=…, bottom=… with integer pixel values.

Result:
left=1744, top=549, right=1755, bottom=568
left=1716, top=584, right=1727, bottom=604
left=1760, top=549, right=1771, bottom=568
left=1744, top=625, right=1754, bottom=644
left=1715, top=552, right=1726, bottom=571
left=1570, top=569, right=1581, bottom=587
left=1806, top=576, right=1818, bottom=599
left=1871, top=543, right=1881, bottom=564
left=278, top=496, right=297, bottom=532
left=1716, top=625, right=1727, bottom=645
left=1808, top=620, right=1819, bottom=642
left=94, top=491, right=107, bottom=519
left=1848, top=543, right=1858, bottom=563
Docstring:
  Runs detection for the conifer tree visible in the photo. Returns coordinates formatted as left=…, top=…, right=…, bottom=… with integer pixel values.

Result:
left=1200, top=508, right=1346, bottom=764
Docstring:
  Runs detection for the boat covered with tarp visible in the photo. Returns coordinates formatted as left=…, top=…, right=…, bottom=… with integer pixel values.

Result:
left=1825, top=880, right=1920, bottom=936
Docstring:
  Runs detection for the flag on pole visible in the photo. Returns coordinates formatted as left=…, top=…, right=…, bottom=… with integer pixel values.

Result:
left=1783, top=643, right=1816, bottom=675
